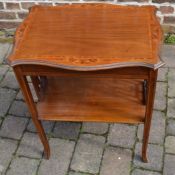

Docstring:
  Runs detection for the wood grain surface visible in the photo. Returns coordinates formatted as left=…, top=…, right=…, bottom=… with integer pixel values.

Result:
left=8, top=4, right=163, bottom=70
left=37, top=77, right=146, bottom=123
left=10, top=4, right=162, bottom=160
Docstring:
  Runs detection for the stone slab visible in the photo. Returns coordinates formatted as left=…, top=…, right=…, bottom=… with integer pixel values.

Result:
left=15, top=91, right=24, bottom=101
left=0, top=117, right=2, bottom=126
left=0, top=138, right=17, bottom=174
left=163, top=154, right=175, bottom=175
left=0, top=71, right=19, bottom=89
left=161, top=45, right=175, bottom=68
left=132, top=169, right=161, bottom=175
left=137, top=111, right=166, bottom=144
left=0, top=115, right=28, bottom=139
left=71, top=134, right=105, bottom=174
left=0, top=65, right=9, bottom=82
left=154, top=82, right=167, bottom=111
left=17, top=132, right=43, bottom=158
left=6, top=157, right=39, bottom=175
left=82, top=122, right=108, bottom=135
left=167, top=119, right=175, bottom=136
left=27, top=119, right=54, bottom=134
left=53, top=121, right=81, bottom=140
left=133, top=143, right=163, bottom=171
left=2, top=44, right=12, bottom=64
left=100, top=146, right=132, bottom=175
left=108, top=124, right=136, bottom=148
left=0, top=43, right=10, bottom=63
left=157, top=67, right=168, bottom=82
left=168, top=69, right=175, bottom=97
left=0, top=88, right=16, bottom=116
left=9, top=101, right=30, bottom=117
left=38, top=138, right=75, bottom=175
left=165, top=136, right=175, bottom=154
left=167, top=98, right=175, bottom=118
left=69, top=172, right=90, bottom=175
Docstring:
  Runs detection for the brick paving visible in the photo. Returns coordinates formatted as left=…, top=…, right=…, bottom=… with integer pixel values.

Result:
left=0, top=43, right=175, bottom=175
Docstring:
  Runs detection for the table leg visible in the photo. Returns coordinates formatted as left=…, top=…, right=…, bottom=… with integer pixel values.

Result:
left=14, top=66, right=50, bottom=159
left=142, top=69, right=157, bottom=162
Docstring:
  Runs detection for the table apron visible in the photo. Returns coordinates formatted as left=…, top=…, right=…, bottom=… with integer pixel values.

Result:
left=16, top=65, right=150, bottom=79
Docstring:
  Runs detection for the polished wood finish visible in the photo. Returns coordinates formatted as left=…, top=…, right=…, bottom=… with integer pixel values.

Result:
left=37, top=77, right=145, bottom=123
left=19, top=65, right=149, bottom=79
left=9, top=4, right=163, bottom=162
left=142, top=70, right=157, bottom=162
left=9, top=4, right=163, bottom=70
left=13, top=66, right=50, bottom=159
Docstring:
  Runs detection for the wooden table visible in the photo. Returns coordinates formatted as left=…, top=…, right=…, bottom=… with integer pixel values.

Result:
left=8, top=4, right=163, bottom=162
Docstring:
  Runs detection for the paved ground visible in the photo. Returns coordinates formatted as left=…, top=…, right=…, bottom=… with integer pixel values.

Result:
left=0, top=43, right=175, bottom=175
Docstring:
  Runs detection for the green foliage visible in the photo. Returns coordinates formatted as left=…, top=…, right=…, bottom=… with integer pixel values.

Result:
left=164, top=34, right=175, bottom=44
left=0, top=29, right=14, bottom=43
left=0, top=38, right=13, bottom=43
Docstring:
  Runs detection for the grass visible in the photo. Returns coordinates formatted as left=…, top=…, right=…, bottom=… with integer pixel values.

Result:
left=0, top=38, right=13, bottom=43
left=164, top=34, right=175, bottom=45
left=0, top=29, right=14, bottom=43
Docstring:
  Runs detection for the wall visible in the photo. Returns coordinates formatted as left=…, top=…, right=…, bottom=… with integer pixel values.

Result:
left=0, top=0, right=175, bottom=31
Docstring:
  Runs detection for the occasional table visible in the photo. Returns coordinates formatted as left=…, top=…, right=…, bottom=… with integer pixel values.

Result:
left=8, top=4, right=163, bottom=162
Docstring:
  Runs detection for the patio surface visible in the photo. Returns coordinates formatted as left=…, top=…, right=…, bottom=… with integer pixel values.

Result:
left=0, top=43, right=175, bottom=175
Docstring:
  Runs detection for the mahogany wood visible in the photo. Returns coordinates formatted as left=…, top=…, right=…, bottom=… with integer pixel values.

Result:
left=8, top=4, right=163, bottom=162
left=142, top=70, right=157, bottom=162
left=8, top=4, right=163, bottom=70
left=13, top=66, right=50, bottom=159
left=19, top=65, right=150, bottom=79
left=37, top=77, right=146, bottom=123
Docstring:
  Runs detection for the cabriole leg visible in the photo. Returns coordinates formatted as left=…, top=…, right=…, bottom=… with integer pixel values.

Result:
left=14, top=66, right=50, bottom=159
left=142, top=70, right=157, bottom=162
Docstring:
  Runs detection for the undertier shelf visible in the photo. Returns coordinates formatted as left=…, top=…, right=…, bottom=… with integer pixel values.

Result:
left=37, top=77, right=146, bottom=123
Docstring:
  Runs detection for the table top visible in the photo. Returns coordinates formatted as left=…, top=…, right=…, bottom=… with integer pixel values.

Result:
left=9, top=4, right=163, bottom=71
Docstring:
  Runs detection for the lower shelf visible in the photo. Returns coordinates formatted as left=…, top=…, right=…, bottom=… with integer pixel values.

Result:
left=37, top=77, right=146, bottom=123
